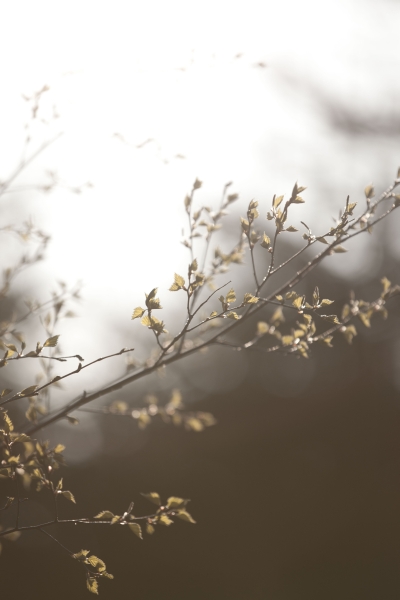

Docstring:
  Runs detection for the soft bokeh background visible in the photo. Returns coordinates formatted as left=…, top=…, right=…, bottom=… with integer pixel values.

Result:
left=1, top=1, right=400, bottom=598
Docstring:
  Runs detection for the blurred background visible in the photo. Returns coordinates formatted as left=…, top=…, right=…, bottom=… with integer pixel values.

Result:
left=1, top=0, right=400, bottom=598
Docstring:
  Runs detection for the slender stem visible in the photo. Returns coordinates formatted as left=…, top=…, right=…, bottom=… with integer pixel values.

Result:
left=1, top=348, right=134, bottom=408
left=39, top=527, right=74, bottom=556
left=14, top=468, right=21, bottom=530
left=0, top=133, right=63, bottom=196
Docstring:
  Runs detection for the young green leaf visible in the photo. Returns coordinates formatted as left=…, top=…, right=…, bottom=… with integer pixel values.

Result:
left=131, top=307, right=146, bottom=320
left=173, top=273, right=185, bottom=288
left=320, top=299, right=334, bottom=307
left=260, top=232, right=271, bottom=249
left=44, top=335, right=60, bottom=348
left=166, top=496, right=187, bottom=509
left=158, top=514, right=174, bottom=526
left=226, top=312, right=240, bottom=320
left=128, top=523, right=143, bottom=539
left=145, top=288, right=162, bottom=310
left=176, top=510, right=196, bottom=524
left=87, top=555, right=106, bottom=572
left=243, top=293, right=259, bottom=304
left=292, top=296, right=303, bottom=310
left=364, top=184, right=375, bottom=199
left=146, top=523, right=155, bottom=535
left=141, top=492, right=161, bottom=506
left=86, top=577, right=99, bottom=595
left=60, top=490, right=76, bottom=504
left=53, top=444, right=65, bottom=454
left=20, top=385, right=39, bottom=398
left=273, top=195, right=284, bottom=208
left=225, top=288, right=236, bottom=304
left=321, top=315, right=340, bottom=324
left=94, top=511, right=114, bottom=520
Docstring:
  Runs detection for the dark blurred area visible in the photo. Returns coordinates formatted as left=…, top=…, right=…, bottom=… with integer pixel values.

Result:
left=2, top=240, right=400, bottom=600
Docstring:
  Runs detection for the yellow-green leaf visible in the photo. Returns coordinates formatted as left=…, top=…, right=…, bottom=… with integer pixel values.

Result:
left=364, top=184, right=375, bottom=199
left=225, top=289, right=236, bottom=304
left=176, top=510, right=196, bottom=524
left=342, top=324, right=357, bottom=344
left=381, top=277, right=391, bottom=294
left=166, top=496, right=187, bottom=509
left=270, top=307, right=285, bottom=324
left=347, top=202, right=357, bottom=215
left=86, top=577, right=99, bottom=595
left=44, top=335, right=60, bottom=348
left=243, top=293, right=259, bottom=305
left=141, top=492, right=161, bottom=506
left=273, top=195, right=284, bottom=208
left=132, top=307, right=146, bottom=320
left=94, top=510, right=114, bottom=520
left=358, top=312, right=371, bottom=328
left=0, top=411, right=14, bottom=433
left=320, top=299, right=334, bottom=307
left=111, top=515, right=122, bottom=524
left=158, top=514, right=173, bottom=526
left=282, top=335, right=294, bottom=346
left=186, top=417, right=204, bottom=431
left=20, top=385, right=38, bottom=398
left=257, top=321, right=269, bottom=335
left=88, top=555, right=106, bottom=572
left=60, top=490, right=76, bottom=504
left=146, top=523, right=155, bottom=535
left=260, top=232, right=271, bottom=249
left=72, top=549, right=90, bottom=560
left=145, top=288, right=162, bottom=309
left=5, top=344, right=17, bottom=353
left=53, top=444, right=65, bottom=454
left=240, top=217, right=249, bottom=233
left=292, top=296, right=303, bottom=309
left=173, top=273, right=185, bottom=288
left=2, top=530, right=21, bottom=542
left=128, top=523, right=143, bottom=539
left=322, top=315, right=340, bottom=325
left=226, top=312, right=240, bottom=320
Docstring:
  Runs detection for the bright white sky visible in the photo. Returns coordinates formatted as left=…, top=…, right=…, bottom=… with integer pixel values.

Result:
left=1, top=1, right=399, bottom=442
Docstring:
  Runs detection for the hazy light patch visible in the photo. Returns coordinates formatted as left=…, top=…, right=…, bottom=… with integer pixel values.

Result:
left=0, top=0, right=399, bottom=364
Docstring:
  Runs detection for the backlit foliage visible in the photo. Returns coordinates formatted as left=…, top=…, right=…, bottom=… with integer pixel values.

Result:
left=1, top=88, right=400, bottom=593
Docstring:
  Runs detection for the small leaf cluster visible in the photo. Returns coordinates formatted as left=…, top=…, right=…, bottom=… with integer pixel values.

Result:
left=105, top=389, right=217, bottom=432
left=72, top=550, right=114, bottom=595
